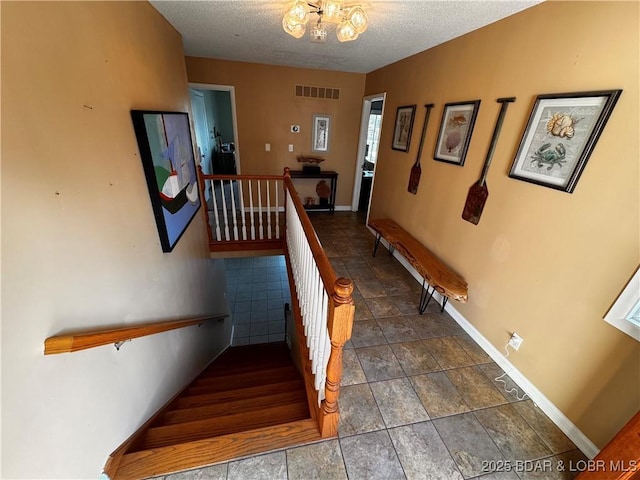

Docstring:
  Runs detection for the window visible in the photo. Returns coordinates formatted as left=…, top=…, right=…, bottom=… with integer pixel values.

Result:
left=604, top=267, right=640, bottom=341
left=366, top=113, right=382, bottom=163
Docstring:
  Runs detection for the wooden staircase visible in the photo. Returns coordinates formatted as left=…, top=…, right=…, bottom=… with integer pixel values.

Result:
left=105, top=342, right=322, bottom=480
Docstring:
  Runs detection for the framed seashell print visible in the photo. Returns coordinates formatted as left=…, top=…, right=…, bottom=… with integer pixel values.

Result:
left=509, top=90, right=622, bottom=193
left=433, top=100, right=481, bottom=166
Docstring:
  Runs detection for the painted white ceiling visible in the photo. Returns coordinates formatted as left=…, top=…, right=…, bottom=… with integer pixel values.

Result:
left=150, top=0, right=542, bottom=74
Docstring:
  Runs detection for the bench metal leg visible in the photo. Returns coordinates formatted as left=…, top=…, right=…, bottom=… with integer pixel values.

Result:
left=372, top=234, right=382, bottom=257
left=440, top=297, right=448, bottom=313
left=418, top=279, right=435, bottom=314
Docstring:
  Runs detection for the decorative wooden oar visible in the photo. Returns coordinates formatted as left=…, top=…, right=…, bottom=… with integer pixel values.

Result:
left=408, top=103, right=435, bottom=194
left=462, top=97, right=515, bottom=224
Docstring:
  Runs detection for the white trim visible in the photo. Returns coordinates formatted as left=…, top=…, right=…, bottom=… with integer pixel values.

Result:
left=335, top=205, right=353, bottom=212
left=351, top=93, right=386, bottom=213
left=445, top=304, right=600, bottom=459
left=603, top=267, right=640, bottom=341
left=366, top=228, right=600, bottom=459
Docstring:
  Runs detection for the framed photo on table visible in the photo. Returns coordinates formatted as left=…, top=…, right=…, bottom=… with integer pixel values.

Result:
left=433, top=100, right=480, bottom=166
left=131, top=110, right=201, bottom=252
left=509, top=90, right=622, bottom=193
left=312, top=114, right=331, bottom=153
left=392, top=105, right=416, bottom=152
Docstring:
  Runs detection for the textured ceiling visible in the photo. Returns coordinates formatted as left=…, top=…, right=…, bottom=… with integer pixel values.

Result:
left=150, top=1, right=542, bottom=74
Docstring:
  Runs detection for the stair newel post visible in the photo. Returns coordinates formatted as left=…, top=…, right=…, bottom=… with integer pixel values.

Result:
left=320, top=277, right=354, bottom=437
left=197, top=165, right=214, bottom=245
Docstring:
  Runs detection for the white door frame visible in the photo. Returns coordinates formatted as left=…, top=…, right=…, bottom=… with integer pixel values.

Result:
left=189, top=82, right=242, bottom=174
left=189, top=89, right=211, bottom=172
left=351, top=93, right=386, bottom=215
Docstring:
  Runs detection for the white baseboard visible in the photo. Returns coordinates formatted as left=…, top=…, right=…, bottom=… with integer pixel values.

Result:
left=445, top=304, right=599, bottom=459
left=367, top=229, right=600, bottom=459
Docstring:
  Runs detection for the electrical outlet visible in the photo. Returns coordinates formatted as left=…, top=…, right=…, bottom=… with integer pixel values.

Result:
left=508, top=332, right=523, bottom=350
left=265, top=143, right=271, bottom=152
left=288, top=144, right=294, bottom=152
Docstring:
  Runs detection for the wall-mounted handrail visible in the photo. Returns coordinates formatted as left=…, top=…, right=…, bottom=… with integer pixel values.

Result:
left=44, top=314, right=228, bottom=355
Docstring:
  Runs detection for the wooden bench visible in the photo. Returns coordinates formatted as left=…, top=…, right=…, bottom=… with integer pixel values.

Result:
left=368, top=218, right=468, bottom=314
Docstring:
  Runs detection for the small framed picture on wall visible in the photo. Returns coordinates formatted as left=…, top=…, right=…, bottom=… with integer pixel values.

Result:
left=392, top=105, right=416, bottom=152
left=312, top=114, right=331, bottom=153
left=433, top=100, right=481, bottom=166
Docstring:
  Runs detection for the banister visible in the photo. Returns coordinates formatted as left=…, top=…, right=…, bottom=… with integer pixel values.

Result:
left=44, top=314, right=228, bottom=355
left=283, top=170, right=337, bottom=296
left=201, top=173, right=283, bottom=181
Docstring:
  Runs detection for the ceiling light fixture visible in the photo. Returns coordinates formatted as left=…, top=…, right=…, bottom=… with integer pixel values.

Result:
left=282, top=0, right=368, bottom=43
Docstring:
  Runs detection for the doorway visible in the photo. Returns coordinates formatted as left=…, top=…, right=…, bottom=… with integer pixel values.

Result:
left=189, top=83, right=241, bottom=175
left=351, top=93, right=386, bottom=220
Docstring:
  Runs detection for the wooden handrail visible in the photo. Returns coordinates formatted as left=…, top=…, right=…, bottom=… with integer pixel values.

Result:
left=283, top=169, right=338, bottom=296
left=44, top=314, right=228, bottom=355
left=201, top=173, right=283, bottom=181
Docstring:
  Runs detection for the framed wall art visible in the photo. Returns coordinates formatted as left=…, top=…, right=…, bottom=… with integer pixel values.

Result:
left=131, top=110, right=201, bottom=253
left=434, top=100, right=480, bottom=166
left=509, top=89, right=622, bottom=193
left=392, top=105, right=416, bottom=152
left=312, top=114, right=331, bottom=153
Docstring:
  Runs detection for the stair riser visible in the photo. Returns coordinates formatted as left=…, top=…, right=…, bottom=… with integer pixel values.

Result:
left=139, top=402, right=310, bottom=450
left=186, top=367, right=299, bottom=395
left=174, top=380, right=304, bottom=409
left=159, top=390, right=307, bottom=426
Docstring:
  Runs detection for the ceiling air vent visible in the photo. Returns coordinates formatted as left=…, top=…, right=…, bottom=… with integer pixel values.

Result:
left=295, top=84, right=340, bottom=100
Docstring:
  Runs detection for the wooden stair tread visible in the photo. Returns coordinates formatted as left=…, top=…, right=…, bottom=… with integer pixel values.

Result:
left=113, top=419, right=322, bottom=480
left=159, top=389, right=308, bottom=426
left=187, top=365, right=299, bottom=394
left=136, top=400, right=311, bottom=451
left=173, top=379, right=305, bottom=409
left=201, top=355, right=292, bottom=376
left=213, top=342, right=290, bottom=364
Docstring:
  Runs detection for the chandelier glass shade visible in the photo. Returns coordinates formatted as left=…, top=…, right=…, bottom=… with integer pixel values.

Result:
left=283, top=0, right=368, bottom=43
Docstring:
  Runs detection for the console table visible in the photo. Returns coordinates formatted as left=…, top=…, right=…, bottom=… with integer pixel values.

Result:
left=289, top=170, right=338, bottom=214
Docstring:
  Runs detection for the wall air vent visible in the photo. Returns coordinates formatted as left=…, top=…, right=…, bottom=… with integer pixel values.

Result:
left=295, top=85, right=340, bottom=100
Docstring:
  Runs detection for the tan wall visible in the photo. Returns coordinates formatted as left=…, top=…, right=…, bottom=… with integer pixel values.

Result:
left=365, top=0, right=639, bottom=448
left=1, top=2, right=231, bottom=478
left=186, top=57, right=366, bottom=206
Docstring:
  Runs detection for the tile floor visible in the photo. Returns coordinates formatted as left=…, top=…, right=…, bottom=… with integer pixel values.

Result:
left=226, top=255, right=291, bottom=345
left=160, top=212, right=587, bottom=480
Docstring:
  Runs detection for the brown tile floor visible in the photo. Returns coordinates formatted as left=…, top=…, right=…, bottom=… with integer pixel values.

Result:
left=157, top=212, right=588, bottom=480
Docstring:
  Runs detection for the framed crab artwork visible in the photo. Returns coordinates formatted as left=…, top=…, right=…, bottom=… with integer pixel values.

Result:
left=509, top=90, right=622, bottom=193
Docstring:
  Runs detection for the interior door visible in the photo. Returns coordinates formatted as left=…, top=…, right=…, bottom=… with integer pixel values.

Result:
left=189, top=89, right=211, bottom=174
left=351, top=94, right=385, bottom=219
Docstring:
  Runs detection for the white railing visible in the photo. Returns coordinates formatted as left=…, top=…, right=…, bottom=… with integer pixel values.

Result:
left=286, top=193, right=332, bottom=403
left=197, top=167, right=354, bottom=437
left=198, top=171, right=282, bottom=247
left=282, top=172, right=354, bottom=438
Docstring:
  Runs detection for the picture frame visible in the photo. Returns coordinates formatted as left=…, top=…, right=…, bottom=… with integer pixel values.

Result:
left=391, top=105, right=416, bottom=152
left=312, top=114, right=331, bottom=153
left=508, top=90, right=622, bottom=193
left=131, top=110, right=201, bottom=252
left=433, top=100, right=480, bottom=166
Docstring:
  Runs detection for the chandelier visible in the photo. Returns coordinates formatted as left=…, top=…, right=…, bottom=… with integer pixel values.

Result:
left=282, top=1, right=368, bottom=43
